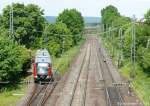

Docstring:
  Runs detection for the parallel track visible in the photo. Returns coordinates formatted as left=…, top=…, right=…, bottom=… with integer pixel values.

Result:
left=55, top=40, right=91, bottom=106
left=95, top=37, right=124, bottom=106
left=24, top=76, right=58, bottom=106
left=71, top=41, right=91, bottom=106
left=37, top=80, right=57, bottom=106
left=26, top=84, right=47, bottom=106
left=84, top=37, right=106, bottom=106
left=23, top=36, right=124, bottom=106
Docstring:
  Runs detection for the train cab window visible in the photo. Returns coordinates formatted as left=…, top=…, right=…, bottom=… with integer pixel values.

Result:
left=37, top=63, right=49, bottom=74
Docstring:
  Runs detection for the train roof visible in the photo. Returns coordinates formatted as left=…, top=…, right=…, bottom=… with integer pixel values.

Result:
left=35, top=49, right=52, bottom=63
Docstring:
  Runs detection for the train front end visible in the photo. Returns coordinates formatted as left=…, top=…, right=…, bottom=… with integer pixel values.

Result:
left=33, top=49, right=53, bottom=83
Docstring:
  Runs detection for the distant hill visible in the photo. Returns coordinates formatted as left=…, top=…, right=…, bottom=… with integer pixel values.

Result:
left=45, top=16, right=101, bottom=25
left=83, top=17, right=100, bottom=24
left=45, top=16, right=57, bottom=23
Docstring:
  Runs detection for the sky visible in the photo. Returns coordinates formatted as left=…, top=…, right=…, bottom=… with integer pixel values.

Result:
left=0, top=0, right=150, bottom=19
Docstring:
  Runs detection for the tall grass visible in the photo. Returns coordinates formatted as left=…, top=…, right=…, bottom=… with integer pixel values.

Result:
left=53, top=39, right=85, bottom=75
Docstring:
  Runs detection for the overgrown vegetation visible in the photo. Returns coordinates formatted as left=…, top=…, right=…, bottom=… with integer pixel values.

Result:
left=0, top=3, right=84, bottom=106
left=53, top=38, right=85, bottom=75
left=0, top=39, right=84, bottom=106
left=101, top=5, right=150, bottom=105
left=0, top=36, right=30, bottom=81
left=0, top=76, right=30, bottom=106
left=0, top=3, right=84, bottom=82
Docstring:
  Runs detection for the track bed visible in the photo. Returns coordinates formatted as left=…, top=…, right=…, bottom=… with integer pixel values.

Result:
left=19, top=35, right=143, bottom=106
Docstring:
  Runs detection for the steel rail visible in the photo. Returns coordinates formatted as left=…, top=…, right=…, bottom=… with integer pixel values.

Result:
left=70, top=41, right=91, bottom=106
left=94, top=38, right=112, bottom=106
left=95, top=37, right=124, bottom=106
left=37, top=80, right=57, bottom=106
left=26, top=84, right=46, bottom=106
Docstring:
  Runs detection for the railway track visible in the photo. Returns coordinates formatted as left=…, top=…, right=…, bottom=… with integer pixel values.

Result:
left=55, top=37, right=107, bottom=106
left=54, top=37, right=124, bottom=106
left=22, top=75, right=58, bottom=106
left=55, top=40, right=91, bottom=106
left=43, top=40, right=91, bottom=106
left=95, top=37, right=124, bottom=106
left=84, top=37, right=106, bottom=106
left=27, top=84, right=47, bottom=106
left=71, top=41, right=91, bottom=106
left=37, top=80, right=57, bottom=106
left=20, top=35, right=142, bottom=106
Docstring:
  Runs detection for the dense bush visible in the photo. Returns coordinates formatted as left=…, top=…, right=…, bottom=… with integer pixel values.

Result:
left=0, top=3, right=84, bottom=81
left=123, top=24, right=150, bottom=71
left=0, top=36, right=30, bottom=81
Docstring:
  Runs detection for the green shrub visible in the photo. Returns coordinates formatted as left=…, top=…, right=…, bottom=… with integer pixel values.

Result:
left=0, top=36, right=30, bottom=81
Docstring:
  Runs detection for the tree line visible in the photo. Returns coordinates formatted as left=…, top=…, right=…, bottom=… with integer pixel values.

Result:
left=101, top=5, right=150, bottom=77
left=0, top=3, right=84, bottom=81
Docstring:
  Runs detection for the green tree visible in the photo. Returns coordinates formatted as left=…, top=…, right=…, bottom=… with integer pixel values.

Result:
left=1, top=3, right=46, bottom=48
left=113, top=16, right=131, bottom=28
left=144, top=9, right=150, bottom=25
left=101, top=5, right=120, bottom=28
left=56, top=9, right=84, bottom=45
left=0, top=15, right=2, bottom=26
left=135, top=25, right=150, bottom=71
left=43, top=22, right=73, bottom=56
left=123, top=24, right=150, bottom=71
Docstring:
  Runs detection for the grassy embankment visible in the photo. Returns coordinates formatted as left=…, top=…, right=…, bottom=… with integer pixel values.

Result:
left=101, top=36, right=150, bottom=106
left=0, top=38, right=85, bottom=106
left=53, top=38, right=85, bottom=75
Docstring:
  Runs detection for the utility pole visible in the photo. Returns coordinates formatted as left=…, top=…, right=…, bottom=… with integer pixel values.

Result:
left=130, top=15, right=136, bottom=80
left=62, top=36, right=65, bottom=55
left=108, top=27, right=111, bottom=55
left=146, top=39, right=150, bottom=49
left=118, top=28, right=123, bottom=67
left=102, top=24, right=105, bottom=33
left=43, top=24, right=49, bottom=47
left=9, top=2, right=14, bottom=40
left=111, top=22, right=114, bottom=58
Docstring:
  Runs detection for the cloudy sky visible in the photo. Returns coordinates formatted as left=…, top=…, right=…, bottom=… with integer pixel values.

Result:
left=0, top=0, right=150, bottom=18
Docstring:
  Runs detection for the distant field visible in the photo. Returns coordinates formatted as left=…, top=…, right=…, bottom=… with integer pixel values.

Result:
left=45, top=16, right=101, bottom=25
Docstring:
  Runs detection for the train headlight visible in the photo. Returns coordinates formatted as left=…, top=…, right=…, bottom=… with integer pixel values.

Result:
left=47, top=76, right=50, bottom=79
left=34, top=76, right=37, bottom=78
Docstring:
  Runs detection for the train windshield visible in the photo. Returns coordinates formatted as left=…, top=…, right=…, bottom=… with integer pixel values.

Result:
left=37, top=63, right=48, bottom=74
